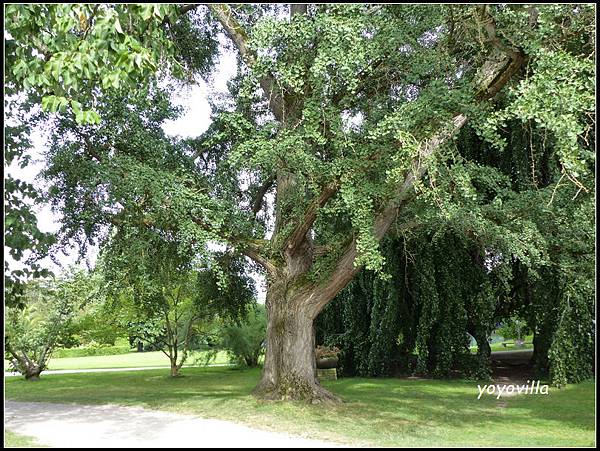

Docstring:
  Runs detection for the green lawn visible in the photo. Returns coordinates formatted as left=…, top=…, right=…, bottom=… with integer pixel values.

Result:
left=4, top=429, right=46, bottom=447
left=5, top=350, right=230, bottom=371
left=490, top=342, right=534, bottom=352
left=471, top=343, right=534, bottom=353
left=470, top=334, right=535, bottom=353
left=5, top=367, right=595, bottom=447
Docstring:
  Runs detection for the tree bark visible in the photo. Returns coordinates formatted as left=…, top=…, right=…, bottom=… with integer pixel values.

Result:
left=253, top=279, right=341, bottom=403
left=170, top=358, right=180, bottom=377
left=468, top=325, right=491, bottom=361
left=25, top=366, right=42, bottom=381
left=290, top=4, right=307, bottom=17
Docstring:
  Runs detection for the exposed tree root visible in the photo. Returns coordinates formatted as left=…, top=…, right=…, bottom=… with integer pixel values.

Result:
left=253, top=378, right=342, bottom=404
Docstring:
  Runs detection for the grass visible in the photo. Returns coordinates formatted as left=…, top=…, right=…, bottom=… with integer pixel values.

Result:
left=470, top=334, right=535, bottom=353
left=5, top=366, right=596, bottom=447
left=490, top=342, right=534, bottom=352
left=5, top=350, right=230, bottom=372
left=4, top=429, right=47, bottom=447
left=471, top=343, right=534, bottom=353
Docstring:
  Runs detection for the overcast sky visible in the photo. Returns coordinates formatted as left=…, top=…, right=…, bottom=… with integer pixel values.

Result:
left=5, top=42, right=267, bottom=302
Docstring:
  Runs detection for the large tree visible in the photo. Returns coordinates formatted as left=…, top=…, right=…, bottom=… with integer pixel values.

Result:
left=316, top=79, right=595, bottom=386
left=5, top=95, right=56, bottom=308
left=5, top=4, right=594, bottom=401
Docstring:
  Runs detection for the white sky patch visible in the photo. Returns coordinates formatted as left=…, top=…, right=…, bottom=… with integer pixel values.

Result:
left=418, top=24, right=445, bottom=48
left=263, top=191, right=276, bottom=241
left=161, top=39, right=238, bottom=138
left=362, top=29, right=375, bottom=39
left=161, top=82, right=212, bottom=138
left=398, top=43, right=413, bottom=55
left=484, top=249, right=503, bottom=273
left=341, top=110, right=364, bottom=133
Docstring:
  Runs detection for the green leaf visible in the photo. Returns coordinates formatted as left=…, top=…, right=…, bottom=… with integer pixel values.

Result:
left=140, top=5, right=153, bottom=21
left=71, top=100, right=82, bottom=115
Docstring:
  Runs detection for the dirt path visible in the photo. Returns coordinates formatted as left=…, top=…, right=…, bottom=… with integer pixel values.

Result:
left=491, top=349, right=535, bottom=385
left=5, top=401, right=341, bottom=448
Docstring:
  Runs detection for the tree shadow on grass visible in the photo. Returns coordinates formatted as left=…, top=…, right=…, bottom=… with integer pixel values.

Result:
left=325, top=377, right=595, bottom=433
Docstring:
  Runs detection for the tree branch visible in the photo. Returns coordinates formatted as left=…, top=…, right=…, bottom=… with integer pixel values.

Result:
left=478, top=5, right=522, bottom=60
left=283, top=181, right=339, bottom=254
left=306, top=116, right=467, bottom=315
left=160, top=4, right=201, bottom=27
left=373, top=113, right=468, bottom=241
left=189, top=216, right=276, bottom=273
left=208, top=4, right=285, bottom=121
left=240, top=245, right=279, bottom=276
left=475, top=6, right=527, bottom=101
left=179, top=4, right=200, bottom=16
left=5, top=343, right=28, bottom=373
left=251, top=175, right=276, bottom=216
left=308, top=46, right=527, bottom=315
left=290, top=4, right=307, bottom=17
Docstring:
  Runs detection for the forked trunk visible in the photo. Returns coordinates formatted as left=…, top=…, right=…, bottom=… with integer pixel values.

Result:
left=8, top=350, right=43, bottom=381
left=253, top=281, right=341, bottom=403
left=25, top=366, right=42, bottom=381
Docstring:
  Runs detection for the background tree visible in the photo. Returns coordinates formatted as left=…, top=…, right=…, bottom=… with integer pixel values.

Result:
left=316, top=233, right=503, bottom=380
left=101, top=226, right=255, bottom=377
left=45, top=268, right=130, bottom=350
left=497, top=317, right=531, bottom=345
left=6, top=4, right=594, bottom=400
left=69, top=297, right=129, bottom=348
left=316, top=23, right=595, bottom=383
left=4, top=272, right=86, bottom=380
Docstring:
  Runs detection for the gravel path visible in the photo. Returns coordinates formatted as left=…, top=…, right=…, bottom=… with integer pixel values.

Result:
left=5, top=401, right=341, bottom=448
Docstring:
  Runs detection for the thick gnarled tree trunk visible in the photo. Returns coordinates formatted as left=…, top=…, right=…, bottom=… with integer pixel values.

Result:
left=253, top=280, right=341, bottom=403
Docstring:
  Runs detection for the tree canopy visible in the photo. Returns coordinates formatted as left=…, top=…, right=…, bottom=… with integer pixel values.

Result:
left=5, top=4, right=595, bottom=400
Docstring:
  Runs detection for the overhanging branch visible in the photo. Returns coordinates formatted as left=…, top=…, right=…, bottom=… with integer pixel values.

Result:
left=240, top=245, right=278, bottom=275
left=190, top=216, right=276, bottom=274
left=179, top=4, right=200, bottom=15
left=308, top=45, right=527, bottom=314
left=308, top=115, right=467, bottom=314
left=111, top=209, right=276, bottom=275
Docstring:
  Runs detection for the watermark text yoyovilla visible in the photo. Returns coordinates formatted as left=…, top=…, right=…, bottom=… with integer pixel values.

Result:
left=477, top=380, right=549, bottom=399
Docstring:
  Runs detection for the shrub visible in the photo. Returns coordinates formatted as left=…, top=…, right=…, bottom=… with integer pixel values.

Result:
left=52, top=342, right=132, bottom=358
left=497, top=316, right=531, bottom=343
left=220, top=304, right=266, bottom=367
